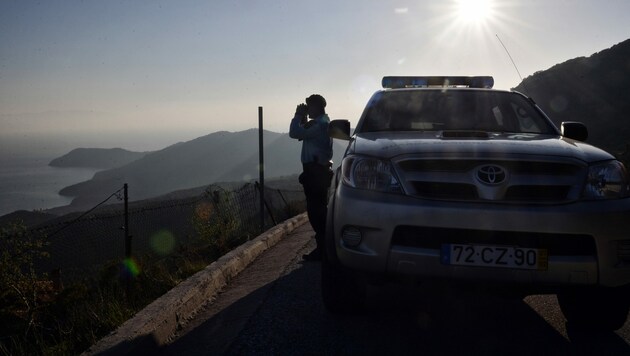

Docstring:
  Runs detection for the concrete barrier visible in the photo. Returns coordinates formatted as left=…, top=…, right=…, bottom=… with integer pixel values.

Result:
left=83, top=212, right=308, bottom=355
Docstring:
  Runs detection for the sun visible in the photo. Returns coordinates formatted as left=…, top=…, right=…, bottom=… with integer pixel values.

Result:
left=455, top=0, right=494, bottom=24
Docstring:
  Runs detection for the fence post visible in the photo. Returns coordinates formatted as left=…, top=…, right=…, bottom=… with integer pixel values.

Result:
left=124, top=183, right=131, bottom=259
left=258, top=106, right=265, bottom=233
left=277, top=189, right=290, bottom=215
left=255, top=182, right=277, bottom=226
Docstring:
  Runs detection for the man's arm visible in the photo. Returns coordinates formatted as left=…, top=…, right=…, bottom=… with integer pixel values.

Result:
left=289, top=117, right=322, bottom=140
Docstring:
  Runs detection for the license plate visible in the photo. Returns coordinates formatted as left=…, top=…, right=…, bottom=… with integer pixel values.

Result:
left=441, top=244, right=548, bottom=270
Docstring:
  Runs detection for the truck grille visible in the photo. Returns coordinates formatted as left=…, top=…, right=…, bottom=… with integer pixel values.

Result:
left=392, top=226, right=596, bottom=256
left=395, top=158, right=585, bottom=204
left=411, top=182, right=478, bottom=200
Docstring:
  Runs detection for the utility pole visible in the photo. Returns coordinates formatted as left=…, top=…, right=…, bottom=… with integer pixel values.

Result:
left=124, top=183, right=131, bottom=259
left=258, top=106, right=265, bottom=233
left=123, top=183, right=132, bottom=297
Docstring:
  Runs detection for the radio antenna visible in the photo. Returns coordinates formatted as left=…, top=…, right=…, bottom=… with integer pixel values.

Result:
left=496, top=34, right=523, bottom=82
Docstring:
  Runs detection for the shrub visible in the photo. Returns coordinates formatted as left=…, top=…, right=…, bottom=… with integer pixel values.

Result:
left=0, top=221, right=52, bottom=352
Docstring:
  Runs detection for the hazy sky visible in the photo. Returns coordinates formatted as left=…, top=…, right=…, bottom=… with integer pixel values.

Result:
left=1, top=0, right=629, bottom=152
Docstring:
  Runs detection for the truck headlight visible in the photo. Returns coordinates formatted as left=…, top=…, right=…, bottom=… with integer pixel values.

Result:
left=582, top=161, right=630, bottom=199
left=341, top=155, right=402, bottom=193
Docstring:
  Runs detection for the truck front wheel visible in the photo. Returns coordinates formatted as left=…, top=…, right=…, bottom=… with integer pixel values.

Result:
left=557, top=286, right=630, bottom=331
left=321, top=253, right=366, bottom=314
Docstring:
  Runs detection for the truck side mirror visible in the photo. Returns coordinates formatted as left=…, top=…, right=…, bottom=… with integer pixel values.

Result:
left=561, top=122, right=588, bottom=142
left=328, top=119, right=351, bottom=140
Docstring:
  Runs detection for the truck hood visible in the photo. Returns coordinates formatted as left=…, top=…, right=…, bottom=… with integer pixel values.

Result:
left=349, top=131, right=613, bottom=163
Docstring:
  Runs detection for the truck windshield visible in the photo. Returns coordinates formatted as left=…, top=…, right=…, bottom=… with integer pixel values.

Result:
left=358, top=90, right=557, bottom=135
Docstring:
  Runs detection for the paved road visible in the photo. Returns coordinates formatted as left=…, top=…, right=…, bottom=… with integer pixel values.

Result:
left=160, top=223, right=630, bottom=355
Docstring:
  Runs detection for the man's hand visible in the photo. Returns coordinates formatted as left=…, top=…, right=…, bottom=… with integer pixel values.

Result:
left=295, top=103, right=308, bottom=117
left=295, top=103, right=308, bottom=125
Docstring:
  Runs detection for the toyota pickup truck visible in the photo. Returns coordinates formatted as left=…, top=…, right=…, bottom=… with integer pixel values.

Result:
left=322, top=76, right=630, bottom=330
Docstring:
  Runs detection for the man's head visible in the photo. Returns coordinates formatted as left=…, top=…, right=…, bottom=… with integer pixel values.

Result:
left=306, top=94, right=326, bottom=118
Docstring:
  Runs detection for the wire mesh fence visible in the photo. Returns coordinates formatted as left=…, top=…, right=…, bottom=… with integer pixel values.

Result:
left=10, top=182, right=305, bottom=282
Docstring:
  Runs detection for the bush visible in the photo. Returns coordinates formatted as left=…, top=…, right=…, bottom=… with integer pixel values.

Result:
left=0, top=183, right=306, bottom=354
left=0, top=221, right=52, bottom=354
left=0, top=219, right=200, bottom=355
left=192, top=190, right=244, bottom=256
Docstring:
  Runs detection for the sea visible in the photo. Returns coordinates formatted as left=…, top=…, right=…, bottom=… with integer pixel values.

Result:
left=0, top=156, right=100, bottom=216
left=0, top=128, right=221, bottom=217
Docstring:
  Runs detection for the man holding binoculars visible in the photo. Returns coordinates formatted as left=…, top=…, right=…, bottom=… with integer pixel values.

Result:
left=289, top=94, right=334, bottom=261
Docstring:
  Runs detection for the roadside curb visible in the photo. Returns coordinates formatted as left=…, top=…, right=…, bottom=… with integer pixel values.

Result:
left=83, top=212, right=309, bottom=355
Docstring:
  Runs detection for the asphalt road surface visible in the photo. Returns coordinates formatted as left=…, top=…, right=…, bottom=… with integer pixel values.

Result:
left=159, top=223, right=630, bottom=355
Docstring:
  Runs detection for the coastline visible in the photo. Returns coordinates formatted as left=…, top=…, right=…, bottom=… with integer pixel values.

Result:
left=0, top=157, right=100, bottom=218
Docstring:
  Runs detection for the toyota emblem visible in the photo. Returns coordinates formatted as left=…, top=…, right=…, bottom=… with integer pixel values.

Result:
left=476, top=165, right=507, bottom=185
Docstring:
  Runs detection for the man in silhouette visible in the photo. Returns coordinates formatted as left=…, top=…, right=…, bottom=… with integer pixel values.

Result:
left=289, top=94, right=333, bottom=261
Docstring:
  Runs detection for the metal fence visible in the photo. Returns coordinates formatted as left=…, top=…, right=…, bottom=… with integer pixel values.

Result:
left=17, top=182, right=305, bottom=281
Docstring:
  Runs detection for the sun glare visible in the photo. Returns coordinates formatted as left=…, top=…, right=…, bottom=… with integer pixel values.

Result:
left=456, top=0, right=494, bottom=24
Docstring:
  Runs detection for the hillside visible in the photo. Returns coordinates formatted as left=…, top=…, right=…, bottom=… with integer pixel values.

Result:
left=49, top=148, right=149, bottom=169
left=513, top=38, right=630, bottom=155
left=58, top=129, right=347, bottom=210
left=0, top=210, right=58, bottom=228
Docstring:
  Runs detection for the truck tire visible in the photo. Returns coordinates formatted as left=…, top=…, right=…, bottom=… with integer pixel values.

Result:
left=321, top=254, right=366, bottom=314
left=557, top=286, right=630, bottom=331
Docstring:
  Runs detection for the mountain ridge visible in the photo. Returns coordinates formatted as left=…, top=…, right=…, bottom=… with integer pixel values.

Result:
left=57, top=128, right=346, bottom=211
left=514, top=38, right=630, bottom=155
left=49, top=147, right=149, bottom=169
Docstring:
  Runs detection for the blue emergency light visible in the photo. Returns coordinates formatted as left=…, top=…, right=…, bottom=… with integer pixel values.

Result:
left=382, top=76, right=494, bottom=89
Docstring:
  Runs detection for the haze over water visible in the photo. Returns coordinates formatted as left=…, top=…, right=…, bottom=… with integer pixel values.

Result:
left=0, top=157, right=99, bottom=216
left=0, top=129, right=202, bottom=216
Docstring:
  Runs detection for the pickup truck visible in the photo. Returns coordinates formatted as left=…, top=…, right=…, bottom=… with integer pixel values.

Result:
left=322, top=76, right=630, bottom=331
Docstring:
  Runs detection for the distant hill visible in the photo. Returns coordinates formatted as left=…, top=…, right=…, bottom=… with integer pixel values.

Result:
left=49, top=148, right=149, bottom=169
left=58, top=129, right=347, bottom=210
left=0, top=210, right=58, bottom=228
left=513, top=38, right=630, bottom=156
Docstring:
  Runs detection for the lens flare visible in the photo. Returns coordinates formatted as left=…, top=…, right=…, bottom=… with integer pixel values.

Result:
left=151, top=229, right=176, bottom=256
left=122, top=258, right=140, bottom=279
left=194, top=201, right=214, bottom=221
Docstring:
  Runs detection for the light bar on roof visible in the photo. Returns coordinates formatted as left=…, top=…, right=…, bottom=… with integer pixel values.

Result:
left=382, top=76, right=494, bottom=89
